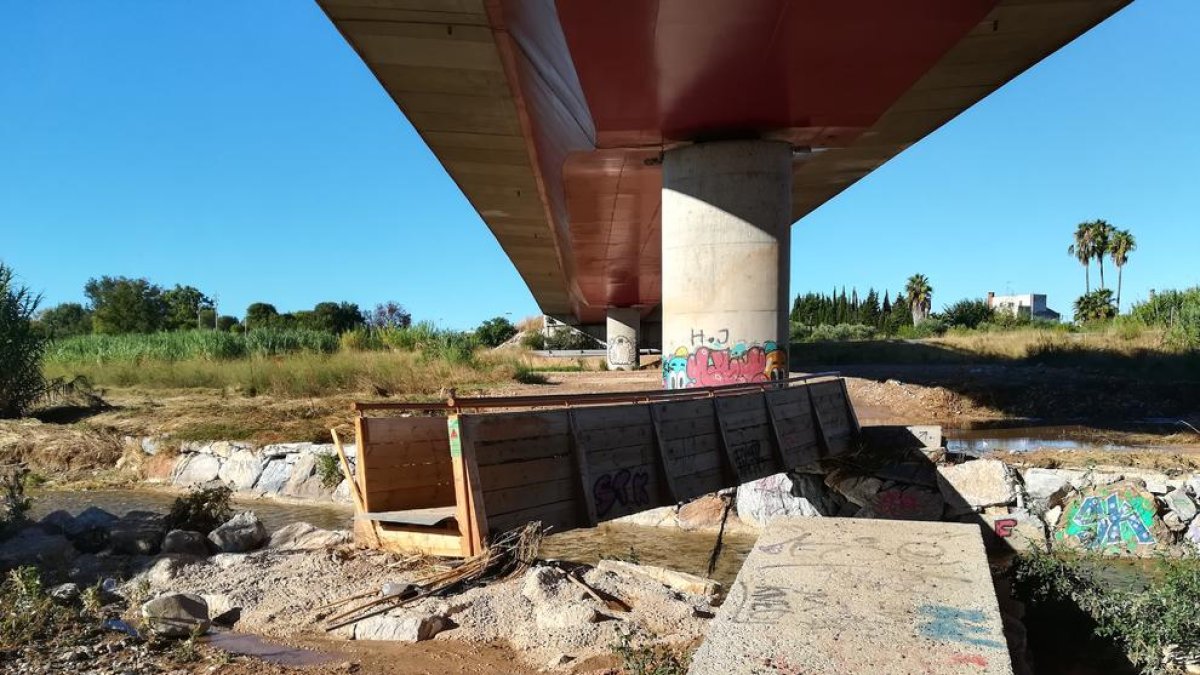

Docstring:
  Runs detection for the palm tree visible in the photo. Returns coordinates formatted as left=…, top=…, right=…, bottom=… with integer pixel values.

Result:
left=1068, top=222, right=1095, bottom=293
left=1110, top=229, right=1136, bottom=311
left=905, top=274, right=933, bottom=325
left=1090, top=220, right=1115, bottom=290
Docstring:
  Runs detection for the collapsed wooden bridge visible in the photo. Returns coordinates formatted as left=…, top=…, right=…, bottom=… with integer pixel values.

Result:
left=334, top=375, right=859, bottom=557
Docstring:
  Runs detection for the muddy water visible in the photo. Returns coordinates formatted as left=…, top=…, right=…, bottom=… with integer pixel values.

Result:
left=28, top=489, right=756, bottom=585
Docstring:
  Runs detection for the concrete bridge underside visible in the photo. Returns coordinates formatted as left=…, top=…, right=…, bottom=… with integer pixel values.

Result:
left=317, top=0, right=1129, bottom=382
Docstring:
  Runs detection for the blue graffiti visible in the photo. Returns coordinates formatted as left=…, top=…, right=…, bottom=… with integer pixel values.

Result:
left=917, top=605, right=1004, bottom=649
left=663, top=347, right=692, bottom=390
left=1070, top=493, right=1155, bottom=548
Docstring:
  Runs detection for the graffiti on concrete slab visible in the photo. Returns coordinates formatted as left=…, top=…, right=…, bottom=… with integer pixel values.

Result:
left=993, top=518, right=1017, bottom=538
left=917, top=604, right=1005, bottom=650
left=662, top=339, right=788, bottom=390
left=606, top=335, right=636, bottom=368
left=1056, top=485, right=1157, bottom=553
left=593, top=468, right=650, bottom=517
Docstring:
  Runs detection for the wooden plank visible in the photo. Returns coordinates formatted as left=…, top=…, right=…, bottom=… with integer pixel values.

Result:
left=571, top=405, right=665, bottom=523
left=766, top=386, right=823, bottom=469
left=361, top=417, right=449, bottom=445
left=361, top=438, right=450, bottom=462
left=358, top=506, right=456, bottom=526
left=474, top=455, right=574, bottom=492
left=716, top=393, right=781, bottom=483
left=567, top=410, right=599, bottom=527
left=358, top=461, right=452, bottom=487
left=361, top=484, right=456, bottom=511
left=648, top=405, right=681, bottom=502
left=674, top=471, right=727, bottom=503
left=448, top=414, right=477, bottom=557
left=810, top=380, right=854, bottom=457
left=370, top=523, right=464, bottom=558
left=333, top=428, right=380, bottom=548
left=458, top=415, right=490, bottom=555
left=472, top=434, right=573, bottom=467
left=463, top=411, right=569, bottom=444
left=482, top=477, right=576, bottom=516
left=486, top=499, right=580, bottom=537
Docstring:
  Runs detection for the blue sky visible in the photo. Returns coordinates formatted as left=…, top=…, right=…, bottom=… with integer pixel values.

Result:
left=1, top=1, right=1195, bottom=328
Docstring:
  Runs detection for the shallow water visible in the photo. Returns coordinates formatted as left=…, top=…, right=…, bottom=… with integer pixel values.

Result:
left=28, top=488, right=754, bottom=585
left=27, top=488, right=354, bottom=531
left=203, top=632, right=340, bottom=667
left=944, top=424, right=1186, bottom=455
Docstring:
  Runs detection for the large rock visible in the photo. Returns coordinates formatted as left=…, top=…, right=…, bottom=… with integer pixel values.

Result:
left=825, top=472, right=884, bottom=507
left=1163, top=488, right=1197, bottom=522
left=982, top=508, right=1047, bottom=553
left=141, top=592, right=210, bottom=637
left=161, top=529, right=209, bottom=557
left=1053, top=481, right=1165, bottom=556
left=596, top=559, right=721, bottom=596
left=255, top=458, right=293, bottom=495
left=1021, top=469, right=1072, bottom=514
left=38, top=510, right=77, bottom=535
left=207, top=511, right=267, bottom=553
left=217, top=449, right=264, bottom=492
left=282, top=454, right=329, bottom=499
left=353, top=612, right=448, bottom=642
left=266, top=522, right=350, bottom=550
left=0, top=528, right=78, bottom=571
left=109, top=511, right=166, bottom=555
left=858, top=486, right=945, bottom=521
left=736, top=473, right=825, bottom=527
left=172, top=454, right=222, bottom=486
left=937, top=459, right=1015, bottom=513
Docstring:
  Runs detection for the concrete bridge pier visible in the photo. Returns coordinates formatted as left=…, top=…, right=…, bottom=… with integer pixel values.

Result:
left=605, top=307, right=640, bottom=371
left=661, top=140, right=791, bottom=390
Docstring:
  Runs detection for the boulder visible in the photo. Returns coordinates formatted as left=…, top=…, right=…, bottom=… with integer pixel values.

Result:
left=281, top=454, right=328, bottom=499
left=62, top=506, right=118, bottom=552
left=1188, top=518, right=1200, bottom=550
left=172, top=454, right=222, bottom=487
left=141, top=592, right=210, bottom=638
left=266, top=522, right=350, bottom=550
left=109, top=511, right=166, bottom=556
left=161, top=529, right=209, bottom=557
left=255, top=459, right=293, bottom=495
left=983, top=508, right=1047, bottom=553
left=201, top=593, right=241, bottom=626
left=937, top=459, right=1015, bottom=513
left=1021, top=469, right=1072, bottom=513
left=1044, top=505, right=1063, bottom=530
left=217, top=449, right=264, bottom=492
left=858, top=486, right=945, bottom=521
left=38, top=510, right=76, bottom=535
left=353, top=612, right=448, bottom=642
left=825, top=472, right=884, bottom=507
left=207, top=511, right=267, bottom=553
left=596, top=559, right=721, bottom=596
left=1053, top=481, right=1164, bottom=556
left=0, top=528, right=78, bottom=571
left=736, top=473, right=825, bottom=527
left=1163, top=512, right=1190, bottom=533
left=1164, top=488, right=1197, bottom=522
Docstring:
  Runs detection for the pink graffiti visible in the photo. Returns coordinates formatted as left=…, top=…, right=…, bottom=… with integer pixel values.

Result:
left=686, top=346, right=772, bottom=387
left=875, top=489, right=921, bottom=517
left=994, top=518, right=1017, bottom=538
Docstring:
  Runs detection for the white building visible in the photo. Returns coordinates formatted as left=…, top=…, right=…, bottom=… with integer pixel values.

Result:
left=986, top=292, right=1060, bottom=321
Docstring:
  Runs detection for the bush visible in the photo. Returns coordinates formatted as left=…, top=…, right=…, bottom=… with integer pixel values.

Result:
left=0, top=263, right=47, bottom=418
left=1131, top=287, right=1200, bottom=349
left=315, top=453, right=343, bottom=489
left=44, top=328, right=340, bottom=365
left=520, top=331, right=546, bottom=350
left=166, top=485, right=233, bottom=534
left=475, top=317, right=517, bottom=347
left=1074, top=289, right=1117, bottom=323
left=612, top=628, right=691, bottom=675
left=0, top=567, right=79, bottom=650
left=942, top=298, right=995, bottom=329
left=544, top=329, right=600, bottom=350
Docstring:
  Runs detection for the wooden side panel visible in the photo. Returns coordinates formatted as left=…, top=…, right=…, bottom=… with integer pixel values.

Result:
left=715, top=393, right=781, bottom=483
left=467, top=411, right=579, bottom=536
left=360, top=416, right=455, bottom=512
left=810, top=380, right=855, bottom=456
left=765, top=387, right=823, bottom=469
left=573, top=405, right=664, bottom=522
left=651, top=398, right=729, bottom=502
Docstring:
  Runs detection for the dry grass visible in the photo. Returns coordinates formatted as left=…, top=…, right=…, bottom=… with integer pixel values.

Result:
left=931, top=327, right=1172, bottom=360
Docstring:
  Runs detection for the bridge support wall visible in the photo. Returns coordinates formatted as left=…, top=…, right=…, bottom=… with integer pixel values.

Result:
left=661, top=140, right=791, bottom=390
left=605, top=307, right=640, bottom=370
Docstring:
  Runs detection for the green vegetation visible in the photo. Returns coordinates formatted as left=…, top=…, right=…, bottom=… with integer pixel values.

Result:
left=0, top=567, right=83, bottom=650
left=165, top=485, right=233, bottom=534
left=475, top=316, right=517, bottom=347
left=316, top=452, right=343, bottom=489
left=0, top=263, right=47, bottom=418
left=521, top=327, right=602, bottom=350
left=1131, top=288, right=1200, bottom=349
left=904, top=273, right=933, bottom=325
left=46, top=328, right=339, bottom=364
left=612, top=628, right=692, bottom=675
left=1075, top=289, right=1118, bottom=322
left=1014, top=550, right=1200, bottom=673
left=1068, top=219, right=1138, bottom=313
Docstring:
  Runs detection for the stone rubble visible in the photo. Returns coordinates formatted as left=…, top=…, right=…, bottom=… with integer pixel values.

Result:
left=207, top=511, right=268, bottom=553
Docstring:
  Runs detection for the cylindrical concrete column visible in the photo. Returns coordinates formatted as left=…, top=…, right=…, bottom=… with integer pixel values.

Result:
left=660, top=140, right=791, bottom=390
left=605, top=307, right=640, bottom=371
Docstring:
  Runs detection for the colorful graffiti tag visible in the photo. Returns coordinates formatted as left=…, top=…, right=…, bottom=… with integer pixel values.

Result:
left=662, top=341, right=787, bottom=390
left=606, top=335, right=636, bottom=369
left=1056, top=484, right=1158, bottom=553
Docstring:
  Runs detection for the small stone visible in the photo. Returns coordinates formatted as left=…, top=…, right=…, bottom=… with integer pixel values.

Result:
left=207, top=511, right=267, bottom=553
left=936, top=459, right=1016, bottom=513
left=544, top=653, right=575, bottom=670
left=353, top=612, right=448, bottom=642
left=1163, top=512, right=1189, bottom=532
left=141, top=593, right=210, bottom=638
left=48, top=582, right=81, bottom=604
left=161, top=530, right=209, bottom=557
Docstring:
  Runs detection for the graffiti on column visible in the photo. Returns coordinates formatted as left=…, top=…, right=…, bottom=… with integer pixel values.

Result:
left=663, top=328, right=787, bottom=389
left=607, top=335, right=636, bottom=368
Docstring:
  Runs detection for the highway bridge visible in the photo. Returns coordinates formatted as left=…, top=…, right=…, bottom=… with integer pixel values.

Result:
left=316, top=0, right=1130, bottom=384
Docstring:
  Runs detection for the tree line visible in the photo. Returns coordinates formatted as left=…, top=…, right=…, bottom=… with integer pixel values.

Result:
left=790, top=273, right=937, bottom=334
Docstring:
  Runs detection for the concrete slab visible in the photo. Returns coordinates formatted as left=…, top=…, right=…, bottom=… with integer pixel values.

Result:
left=689, top=518, right=1012, bottom=675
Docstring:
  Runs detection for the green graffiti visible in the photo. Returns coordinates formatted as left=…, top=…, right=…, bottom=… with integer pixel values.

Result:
left=1056, top=487, right=1157, bottom=553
